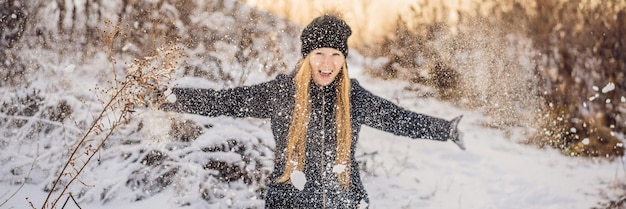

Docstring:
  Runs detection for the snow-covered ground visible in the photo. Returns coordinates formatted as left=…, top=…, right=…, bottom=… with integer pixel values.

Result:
left=2, top=53, right=624, bottom=209
left=348, top=58, right=624, bottom=209
left=1, top=1, right=624, bottom=208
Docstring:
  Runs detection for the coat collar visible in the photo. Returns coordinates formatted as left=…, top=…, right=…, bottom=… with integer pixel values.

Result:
left=310, top=78, right=338, bottom=95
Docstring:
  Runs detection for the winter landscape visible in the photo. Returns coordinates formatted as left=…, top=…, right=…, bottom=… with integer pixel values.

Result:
left=1, top=0, right=625, bottom=209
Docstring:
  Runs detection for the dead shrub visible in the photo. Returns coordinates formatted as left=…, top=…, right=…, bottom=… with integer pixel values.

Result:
left=369, top=0, right=625, bottom=158
left=522, top=0, right=625, bottom=157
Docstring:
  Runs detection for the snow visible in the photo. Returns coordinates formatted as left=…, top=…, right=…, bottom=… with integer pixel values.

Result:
left=346, top=60, right=624, bottom=209
left=332, top=164, right=347, bottom=173
left=1, top=1, right=625, bottom=208
left=602, top=82, right=615, bottom=93
left=290, top=170, right=307, bottom=191
left=2, top=54, right=624, bottom=209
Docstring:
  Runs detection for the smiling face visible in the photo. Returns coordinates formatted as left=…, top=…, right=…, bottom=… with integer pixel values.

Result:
left=309, top=47, right=345, bottom=87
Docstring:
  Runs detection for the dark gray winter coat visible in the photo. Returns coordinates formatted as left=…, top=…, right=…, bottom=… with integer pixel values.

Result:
left=161, top=73, right=452, bottom=208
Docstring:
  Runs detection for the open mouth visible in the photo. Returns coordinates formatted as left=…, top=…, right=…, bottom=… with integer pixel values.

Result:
left=319, top=69, right=332, bottom=76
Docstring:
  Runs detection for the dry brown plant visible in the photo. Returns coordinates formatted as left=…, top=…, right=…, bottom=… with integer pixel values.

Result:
left=38, top=20, right=185, bottom=209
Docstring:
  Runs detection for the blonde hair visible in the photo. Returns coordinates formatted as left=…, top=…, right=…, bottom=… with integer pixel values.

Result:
left=276, top=54, right=352, bottom=190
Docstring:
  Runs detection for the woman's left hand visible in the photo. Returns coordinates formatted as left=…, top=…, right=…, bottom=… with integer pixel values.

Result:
left=449, top=115, right=465, bottom=150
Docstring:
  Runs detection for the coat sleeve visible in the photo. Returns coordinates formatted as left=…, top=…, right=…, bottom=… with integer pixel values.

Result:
left=160, top=75, right=288, bottom=118
left=351, top=80, right=451, bottom=141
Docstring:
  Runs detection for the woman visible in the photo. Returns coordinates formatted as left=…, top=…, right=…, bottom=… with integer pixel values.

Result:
left=161, top=13, right=465, bottom=209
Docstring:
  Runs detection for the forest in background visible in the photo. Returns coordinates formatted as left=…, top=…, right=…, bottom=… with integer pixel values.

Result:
left=242, top=0, right=626, bottom=158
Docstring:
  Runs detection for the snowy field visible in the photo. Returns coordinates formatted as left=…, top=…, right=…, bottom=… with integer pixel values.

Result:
left=1, top=1, right=624, bottom=208
left=1, top=53, right=623, bottom=209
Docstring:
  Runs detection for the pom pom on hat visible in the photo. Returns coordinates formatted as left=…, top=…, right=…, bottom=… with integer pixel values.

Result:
left=300, top=14, right=352, bottom=58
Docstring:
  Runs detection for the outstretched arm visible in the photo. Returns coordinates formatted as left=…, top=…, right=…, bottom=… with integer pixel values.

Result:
left=352, top=80, right=463, bottom=146
left=160, top=76, right=286, bottom=118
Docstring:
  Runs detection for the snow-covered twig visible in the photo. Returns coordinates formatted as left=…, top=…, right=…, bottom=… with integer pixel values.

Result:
left=40, top=21, right=184, bottom=209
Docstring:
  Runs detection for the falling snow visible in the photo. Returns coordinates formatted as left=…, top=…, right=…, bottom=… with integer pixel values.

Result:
left=290, top=170, right=307, bottom=191
left=602, top=82, right=616, bottom=93
left=1, top=0, right=625, bottom=209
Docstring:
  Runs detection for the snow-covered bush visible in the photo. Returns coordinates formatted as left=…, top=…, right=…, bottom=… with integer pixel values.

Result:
left=362, top=3, right=542, bottom=134
left=524, top=1, right=625, bottom=158
left=1, top=0, right=301, bottom=208
left=0, top=0, right=27, bottom=87
left=358, top=0, right=626, bottom=158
